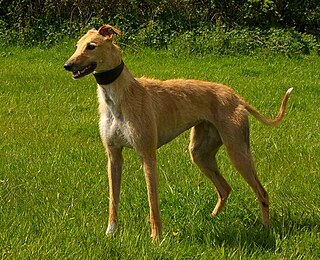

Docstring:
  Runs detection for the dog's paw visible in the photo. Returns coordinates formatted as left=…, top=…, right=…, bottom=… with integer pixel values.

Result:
left=106, top=222, right=117, bottom=236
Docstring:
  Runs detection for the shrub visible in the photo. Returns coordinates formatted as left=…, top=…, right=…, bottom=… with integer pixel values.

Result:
left=168, top=27, right=320, bottom=56
left=0, top=0, right=319, bottom=55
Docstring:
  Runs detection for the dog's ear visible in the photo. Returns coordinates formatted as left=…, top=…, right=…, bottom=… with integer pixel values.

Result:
left=98, top=24, right=122, bottom=39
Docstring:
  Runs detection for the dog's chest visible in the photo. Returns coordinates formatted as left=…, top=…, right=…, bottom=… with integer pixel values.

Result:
left=98, top=86, right=133, bottom=147
left=100, top=113, right=132, bottom=147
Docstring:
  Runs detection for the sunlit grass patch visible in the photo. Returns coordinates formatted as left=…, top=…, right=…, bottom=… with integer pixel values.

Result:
left=1, top=46, right=319, bottom=258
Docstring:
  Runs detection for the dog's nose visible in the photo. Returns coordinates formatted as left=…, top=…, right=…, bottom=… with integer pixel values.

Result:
left=64, top=62, right=73, bottom=71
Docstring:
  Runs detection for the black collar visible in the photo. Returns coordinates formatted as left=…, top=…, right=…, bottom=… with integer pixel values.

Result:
left=93, top=60, right=124, bottom=85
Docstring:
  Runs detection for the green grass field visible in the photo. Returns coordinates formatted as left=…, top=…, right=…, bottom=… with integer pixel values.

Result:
left=1, top=44, right=320, bottom=259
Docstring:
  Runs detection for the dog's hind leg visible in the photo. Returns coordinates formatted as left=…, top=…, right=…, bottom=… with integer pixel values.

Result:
left=220, top=118, right=270, bottom=226
left=189, top=122, right=232, bottom=217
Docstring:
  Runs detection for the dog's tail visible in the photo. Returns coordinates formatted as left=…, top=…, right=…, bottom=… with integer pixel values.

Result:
left=243, top=88, right=293, bottom=127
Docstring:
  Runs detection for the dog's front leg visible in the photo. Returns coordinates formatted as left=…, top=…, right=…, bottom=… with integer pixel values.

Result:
left=105, top=145, right=123, bottom=236
left=141, top=152, right=162, bottom=242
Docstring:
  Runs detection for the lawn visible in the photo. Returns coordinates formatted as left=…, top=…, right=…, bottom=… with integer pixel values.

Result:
left=0, top=44, right=319, bottom=259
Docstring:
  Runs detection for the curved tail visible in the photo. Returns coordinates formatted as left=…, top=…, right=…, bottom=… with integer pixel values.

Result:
left=243, top=88, right=293, bottom=127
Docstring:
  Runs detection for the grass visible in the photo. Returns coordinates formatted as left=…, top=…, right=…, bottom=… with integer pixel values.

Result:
left=1, top=43, right=320, bottom=259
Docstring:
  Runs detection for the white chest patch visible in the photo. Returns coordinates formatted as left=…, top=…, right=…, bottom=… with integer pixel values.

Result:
left=99, top=113, right=133, bottom=147
left=97, top=86, right=133, bottom=147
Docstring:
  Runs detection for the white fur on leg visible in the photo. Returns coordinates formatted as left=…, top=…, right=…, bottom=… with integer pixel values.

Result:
left=106, top=222, right=117, bottom=236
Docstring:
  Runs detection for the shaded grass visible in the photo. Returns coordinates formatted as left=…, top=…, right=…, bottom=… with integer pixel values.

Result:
left=0, top=45, right=319, bottom=259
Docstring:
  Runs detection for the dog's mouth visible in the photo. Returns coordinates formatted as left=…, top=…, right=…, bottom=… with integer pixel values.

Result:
left=72, top=63, right=97, bottom=79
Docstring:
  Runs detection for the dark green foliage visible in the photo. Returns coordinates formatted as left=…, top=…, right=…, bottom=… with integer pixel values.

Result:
left=0, top=0, right=319, bottom=54
left=167, top=27, right=320, bottom=56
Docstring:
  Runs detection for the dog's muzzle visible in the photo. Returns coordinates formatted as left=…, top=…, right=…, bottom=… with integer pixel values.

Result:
left=63, top=62, right=73, bottom=71
left=64, top=61, right=97, bottom=79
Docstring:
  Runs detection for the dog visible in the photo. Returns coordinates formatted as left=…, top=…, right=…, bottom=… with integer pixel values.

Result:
left=64, top=24, right=293, bottom=241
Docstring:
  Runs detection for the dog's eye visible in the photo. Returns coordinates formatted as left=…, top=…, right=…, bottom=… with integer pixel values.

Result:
left=87, top=43, right=96, bottom=50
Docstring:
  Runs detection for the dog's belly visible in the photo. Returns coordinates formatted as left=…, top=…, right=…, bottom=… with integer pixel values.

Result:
left=157, top=121, right=199, bottom=147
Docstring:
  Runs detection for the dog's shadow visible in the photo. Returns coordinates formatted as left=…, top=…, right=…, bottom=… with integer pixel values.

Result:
left=186, top=211, right=318, bottom=252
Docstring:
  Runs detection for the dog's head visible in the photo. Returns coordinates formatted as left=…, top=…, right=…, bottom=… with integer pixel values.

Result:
left=64, top=24, right=121, bottom=79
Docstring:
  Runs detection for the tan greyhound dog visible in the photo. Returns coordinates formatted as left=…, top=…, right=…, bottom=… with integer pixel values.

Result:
left=64, top=24, right=293, bottom=241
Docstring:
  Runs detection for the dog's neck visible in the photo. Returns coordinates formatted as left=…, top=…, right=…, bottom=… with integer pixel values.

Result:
left=93, top=60, right=125, bottom=85
left=96, top=61, right=136, bottom=119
